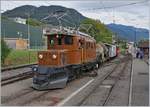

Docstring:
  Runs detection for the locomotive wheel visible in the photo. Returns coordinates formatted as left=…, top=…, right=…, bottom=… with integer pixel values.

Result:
left=89, top=70, right=98, bottom=77
left=71, top=73, right=76, bottom=80
left=75, top=68, right=82, bottom=79
left=67, top=69, right=76, bottom=82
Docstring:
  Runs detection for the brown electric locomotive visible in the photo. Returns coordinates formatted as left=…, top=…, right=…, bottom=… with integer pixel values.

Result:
left=32, top=27, right=99, bottom=90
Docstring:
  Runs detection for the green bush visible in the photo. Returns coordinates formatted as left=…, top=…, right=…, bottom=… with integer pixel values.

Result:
left=1, top=39, right=11, bottom=64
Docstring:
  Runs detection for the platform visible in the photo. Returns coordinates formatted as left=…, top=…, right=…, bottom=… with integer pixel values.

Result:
left=131, top=58, right=149, bottom=106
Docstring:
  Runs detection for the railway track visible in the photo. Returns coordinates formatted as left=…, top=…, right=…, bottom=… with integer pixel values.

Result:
left=102, top=60, right=129, bottom=105
left=1, top=63, right=38, bottom=86
left=1, top=71, right=34, bottom=86
left=1, top=63, right=37, bottom=72
left=79, top=55, right=132, bottom=106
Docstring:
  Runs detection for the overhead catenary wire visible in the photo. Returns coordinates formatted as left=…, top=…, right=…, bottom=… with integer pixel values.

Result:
left=79, top=0, right=148, bottom=11
left=99, top=1, right=115, bottom=23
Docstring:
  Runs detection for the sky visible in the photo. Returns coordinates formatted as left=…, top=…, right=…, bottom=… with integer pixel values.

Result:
left=1, top=0, right=150, bottom=29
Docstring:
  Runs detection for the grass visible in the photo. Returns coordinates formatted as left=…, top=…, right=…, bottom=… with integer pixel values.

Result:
left=3, top=50, right=38, bottom=67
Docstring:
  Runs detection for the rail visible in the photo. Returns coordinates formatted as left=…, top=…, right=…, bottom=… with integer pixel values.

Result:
left=2, top=63, right=37, bottom=72
left=1, top=70, right=34, bottom=86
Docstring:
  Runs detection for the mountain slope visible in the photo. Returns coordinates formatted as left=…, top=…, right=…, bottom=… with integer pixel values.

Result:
left=2, top=5, right=86, bottom=27
left=107, top=23, right=149, bottom=42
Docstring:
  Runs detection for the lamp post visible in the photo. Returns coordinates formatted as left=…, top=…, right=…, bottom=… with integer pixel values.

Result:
left=26, top=13, right=30, bottom=49
left=25, top=13, right=31, bottom=64
left=28, top=14, right=30, bottom=49
left=134, top=23, right=139, bottom=48
left=134, top=27, right=137, bottom=47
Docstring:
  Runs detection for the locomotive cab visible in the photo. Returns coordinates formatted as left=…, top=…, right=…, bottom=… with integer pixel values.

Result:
left=38, top=34, right=74, bottom=67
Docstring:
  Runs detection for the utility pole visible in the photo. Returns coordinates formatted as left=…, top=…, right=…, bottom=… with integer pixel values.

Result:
left=112, top=8, right=115, bottom=44
left=57, top=18, right=62, bottom=30
left=134, top=28, right=136, bottom=47
left=27, top=13, right=30, bottom=49
left=113, top=8, right=115, bottom=24
left=134, top=24, right=138, bottom=47
left=3, top=29, right=5, bottom=40
left=26, top=13, right=31, bottom=64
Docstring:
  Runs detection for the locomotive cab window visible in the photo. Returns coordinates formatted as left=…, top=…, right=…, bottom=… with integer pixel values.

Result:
left=79, top=39, right=84, bottom=48
left=58, top=38, right=62, bottom=45
left=86, top=42, right=88, bottom=49
left=49, top=36, right=55, bottom=46
left=64, top=36, right=73, bottom=45
left=56, top=34, right=62, bottom=45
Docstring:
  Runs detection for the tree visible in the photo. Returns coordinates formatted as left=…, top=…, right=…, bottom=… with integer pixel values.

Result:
left=1, top=39, right=11, bottom=64
left=80, top=18, right=112, bottom=44
left=26, top=18, right=43, bottom=26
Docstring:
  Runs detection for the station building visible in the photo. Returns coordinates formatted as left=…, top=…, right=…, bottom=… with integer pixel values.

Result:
left=1, top=19, right=44, bottom=50
left=138, top=40, right=149, bottom=56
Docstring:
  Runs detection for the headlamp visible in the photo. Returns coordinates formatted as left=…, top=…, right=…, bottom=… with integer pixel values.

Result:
left=32, top=66, right=38, bottom=72
left=52, top=54, right=57, bottom=59
left=39, top=54, right=43, bottom=59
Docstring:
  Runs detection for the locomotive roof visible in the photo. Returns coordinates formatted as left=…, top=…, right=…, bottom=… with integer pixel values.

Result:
left=43, top=27, right=96, bottom=41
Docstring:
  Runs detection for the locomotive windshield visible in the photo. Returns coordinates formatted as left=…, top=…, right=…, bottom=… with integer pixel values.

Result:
left=49, top=34, right=73, bottom=46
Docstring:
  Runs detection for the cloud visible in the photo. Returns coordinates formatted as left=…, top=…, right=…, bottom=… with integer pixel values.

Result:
left=80, top=9, right=149, bottom=29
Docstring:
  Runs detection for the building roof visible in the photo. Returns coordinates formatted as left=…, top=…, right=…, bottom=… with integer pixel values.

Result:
left=138, top=41, right=149, bottom=48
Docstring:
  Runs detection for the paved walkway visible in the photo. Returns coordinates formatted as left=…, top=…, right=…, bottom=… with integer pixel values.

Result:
left=131, top=58, right=149, bottom=106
